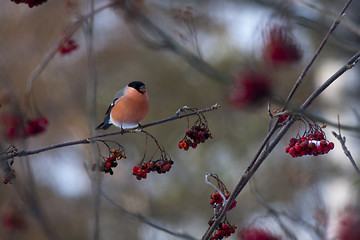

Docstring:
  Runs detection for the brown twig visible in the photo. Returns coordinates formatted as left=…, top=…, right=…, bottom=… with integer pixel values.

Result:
left=332, top=116, right=360, bottom=175
left=283, top=0, right=354, bottom=110
left=0, top=104, right=220, bottom=162
left=100, top=191, right=197, bottom=240
left=118, top=0, right=231, bottom=84
left=25, top=2, right=115, bottom=97
left=250, top=181, right=297, bottom=240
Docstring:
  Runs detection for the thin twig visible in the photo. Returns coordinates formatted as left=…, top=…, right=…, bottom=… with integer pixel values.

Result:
left=0, top=104, right=220, bottom=162
left=283, top=0, right=354, bottom=110
left=100, top=191, right=197, bottom=240
left=119, top=0, right=231, bottom=84
left=25, top=2, right=115, bottom=96
left=293, top=0, right=360, bottom=37
left=250, top=181, right=297, bottom=240
left=332, top=116, right=360, bottom=175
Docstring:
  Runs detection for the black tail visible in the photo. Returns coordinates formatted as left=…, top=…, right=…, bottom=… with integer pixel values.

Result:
left=95, top=121, right=112, bottom=130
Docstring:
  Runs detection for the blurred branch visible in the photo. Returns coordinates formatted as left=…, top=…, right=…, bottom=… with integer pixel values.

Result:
left=117, top=0, right=231, bottom=84
left=25, top=2, right=115, bottom=97
left=332, top=116, right=360, bottom=175
left=83, top=0, right=101, bottom=239
left=101, top=191, right=197, bottom=240
left=250, top=181, right=297, bottom=240
left=293, top=0, right=360, bottom=37
left=1, top=104, right=220, bottom=162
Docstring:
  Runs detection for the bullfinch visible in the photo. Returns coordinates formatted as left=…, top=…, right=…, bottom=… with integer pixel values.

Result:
left=96, top=81, right=150, bottom=130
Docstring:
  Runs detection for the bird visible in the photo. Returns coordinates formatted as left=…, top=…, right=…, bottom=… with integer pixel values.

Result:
left=95, top=81, right=149, bottom=130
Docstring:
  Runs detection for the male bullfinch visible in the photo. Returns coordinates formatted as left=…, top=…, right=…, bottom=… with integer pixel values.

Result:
left=95, top=81, right=149, bottom=130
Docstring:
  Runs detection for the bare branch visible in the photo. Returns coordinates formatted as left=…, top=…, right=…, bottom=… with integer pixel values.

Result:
left=117, top=0, right=231, bottom=84
left=283, top=0, right=354, bottom=110
left=25, top=2, right=115, bottom=96
left=332, top=116, right=360, bottom=175
left=250, top=181, right=297, bottom=240
left=101, top=191, right=197, bottom=240
left=0, top=104, right=220, bottom=162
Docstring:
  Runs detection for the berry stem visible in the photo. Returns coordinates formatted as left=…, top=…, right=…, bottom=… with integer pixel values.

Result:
left=205, top=173, right=227, bottom=206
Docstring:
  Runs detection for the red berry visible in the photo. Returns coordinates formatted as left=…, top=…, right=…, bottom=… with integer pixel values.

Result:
left=289, top=147, right=295, bottom=154
left=105, top=162, right=111, bottom=169
left=228, top=200, right=237, bottom=211
left=308, top=142, right=315, bottom=149
left=285, top=146, right=290, bottom=152
left=222, top=224, right=229, bottom=230
left=58, top=38, right=78, bottom=55
left=317, top=145, right=323, bottom=152
left=300, top=142, right=307, bottom=148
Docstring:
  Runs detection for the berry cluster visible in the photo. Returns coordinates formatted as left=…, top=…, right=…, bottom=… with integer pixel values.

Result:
left=262, top=23, right=302, bottom=65
left=239, top=228, right=280, bottom=240
left=132, top=158, right=174, bottom=180
left=10, top=0, right=47, bottom=8
left=285, top=131, right=335, bottom=158
left=0, top=114, right=48, bottom=141
left=336, top=207, right=360, bottom=240
left=210, top=193, right=237, bottom=212
left=210, top=223, right=236, bottom=240
left=273, top=110, right=289, bottom=124
left=1, top=208, right=27, bottom=232
left=97, top=149, right=126, bottom=175
left=178, top=124, right=212, bottom=151
left=207, top=174, right=238, bottom=239
left=24, top=117, right=48, bottom=137
left=229, top=71, right=272, bottom=108
left=58, top=38, right=78, bottom=55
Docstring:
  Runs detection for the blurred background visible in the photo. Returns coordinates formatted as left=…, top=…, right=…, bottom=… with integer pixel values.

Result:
left=0, top=0, right=360, bottom=239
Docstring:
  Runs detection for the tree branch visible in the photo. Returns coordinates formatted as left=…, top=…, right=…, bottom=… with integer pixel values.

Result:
left=332, top=116, right=360, bottom=176
left=283, top=0, right=354, bottom=110
left=1, top=104, right=220, bottom=162
left=117, top=0, right=231, bottom=84
left=101, top=191, right=197, bottom=240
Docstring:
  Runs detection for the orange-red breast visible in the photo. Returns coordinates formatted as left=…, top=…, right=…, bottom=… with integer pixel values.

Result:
left=96, top=81, right=149, bottom=130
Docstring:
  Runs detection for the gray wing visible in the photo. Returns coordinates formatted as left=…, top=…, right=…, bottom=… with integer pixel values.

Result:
left=106, top=85, right=128, bottom=115
left=95, top=85, right=127, bottom=130
left=114, top=86, right=127, bottom=100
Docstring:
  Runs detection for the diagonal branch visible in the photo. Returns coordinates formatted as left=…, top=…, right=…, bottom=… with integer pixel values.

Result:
left=283, top=0, right=354, bottom=110
left=332, top=116, right=360, bottom=176
left=25, top=2, right=115, bottom=96
left=117, top=0, right=231, bottom=84
left=101, top=191, right=197, bottom=240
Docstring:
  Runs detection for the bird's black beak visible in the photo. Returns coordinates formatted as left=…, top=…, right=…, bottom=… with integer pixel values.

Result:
left=139, top=85, right=146, bottom=94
